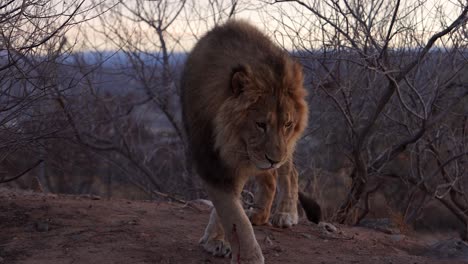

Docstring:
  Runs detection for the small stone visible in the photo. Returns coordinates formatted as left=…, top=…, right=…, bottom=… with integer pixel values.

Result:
left=128, top=219, right=138, bottom=225
left=35, top=221, right=49, bottom=232
left=136, top=209, right=147, bottom=215
left=264, top=236, right=274, bottom=246
left=70, top=234, right=82, bottom=240
left=273, top=246, right=283, bottom=252
left=301, top=233, right=312, bottom=239
left=389, top=234, right=405, bottom=242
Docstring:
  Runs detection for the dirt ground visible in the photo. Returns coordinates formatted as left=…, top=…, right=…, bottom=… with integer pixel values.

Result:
left=0, top=187, right=466, bottom=264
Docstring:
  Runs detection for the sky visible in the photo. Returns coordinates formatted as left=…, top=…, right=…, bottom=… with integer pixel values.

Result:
left=66, top=0, right=465, bottom=52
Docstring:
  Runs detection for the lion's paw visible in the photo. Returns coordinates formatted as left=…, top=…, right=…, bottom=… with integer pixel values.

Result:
left=200, top=237, right=231, bottom=257
left=246, top=208, right=269, bottom=226
left=271, top=212, right=298, bottom=228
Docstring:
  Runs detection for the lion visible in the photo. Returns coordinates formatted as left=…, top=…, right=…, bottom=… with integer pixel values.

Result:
left=181, top=20, right=315, bottom=264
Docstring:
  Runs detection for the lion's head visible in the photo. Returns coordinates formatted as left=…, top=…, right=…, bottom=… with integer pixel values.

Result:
left=214, top=58, right=308, bottom=170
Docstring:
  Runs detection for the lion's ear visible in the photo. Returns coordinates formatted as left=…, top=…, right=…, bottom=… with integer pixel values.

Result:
left=231, top=64, right=251, bottom=96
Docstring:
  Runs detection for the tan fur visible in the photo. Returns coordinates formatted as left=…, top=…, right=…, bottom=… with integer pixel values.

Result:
left=248, top=171, right=277, bottom=226
left=181, top=20, right=308, bottom=263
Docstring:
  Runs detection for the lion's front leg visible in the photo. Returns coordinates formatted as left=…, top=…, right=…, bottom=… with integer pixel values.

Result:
left=271, top=159, right=299, bottom=228
left=199, top=209, right=231, bottom=257
left=206, top=184, right=264, bottom=264
left=247, top=171, right=277, bottom=226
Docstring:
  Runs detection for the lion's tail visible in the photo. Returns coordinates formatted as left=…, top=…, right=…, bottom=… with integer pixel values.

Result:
left=298, top=191, right=322, bottom=224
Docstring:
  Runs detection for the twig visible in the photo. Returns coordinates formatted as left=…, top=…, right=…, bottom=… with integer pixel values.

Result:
left=151, top=190, right=187, bottom=204
left=150, top=190, right=203, bottom=212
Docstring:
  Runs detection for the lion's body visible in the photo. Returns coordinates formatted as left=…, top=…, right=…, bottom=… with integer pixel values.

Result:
left=181, top=20, right=308, bottom=264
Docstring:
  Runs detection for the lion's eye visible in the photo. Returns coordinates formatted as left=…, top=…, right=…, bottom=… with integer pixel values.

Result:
left=256, top=122, right=267, bottom=131
left=285, top=121, right=293, bottom=128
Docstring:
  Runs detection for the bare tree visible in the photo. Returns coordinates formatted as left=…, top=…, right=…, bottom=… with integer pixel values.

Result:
left=268, top=0, right=468, bottom=232
left=0, top=0, right=104, bottom=187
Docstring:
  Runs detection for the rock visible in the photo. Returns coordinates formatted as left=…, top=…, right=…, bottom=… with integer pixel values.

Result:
left=318, top=222, right=338, bottom=233
left=189, top=199, right=213, bottom=208
left=273, top=246, right=283, bottom=252
left=127, top=219, right=138, bottom=225
left=79, top=194, right=101, bottom=200
left=35, top=221, right=49, bottom=232
left=427, top=238, right=468, bottom=259
left=389, top=234, right=405, bottom=242
left=264, top=235, right=274, bottom=246
left=135, top=209, right=147, bottom=215
left=70, top=234, right=82, bottom=241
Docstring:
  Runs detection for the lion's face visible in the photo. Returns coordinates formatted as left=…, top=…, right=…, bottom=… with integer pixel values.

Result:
left=241, top=96, right=298, bottom=170
left=214, top=61, right=308, bottom=170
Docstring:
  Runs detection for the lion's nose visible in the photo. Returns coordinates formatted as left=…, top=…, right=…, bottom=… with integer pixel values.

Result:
left=265, top=154, right=280, bottom=166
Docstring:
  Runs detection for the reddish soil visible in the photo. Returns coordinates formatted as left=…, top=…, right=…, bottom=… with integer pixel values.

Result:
left=0, top=188, right=464, bottom=264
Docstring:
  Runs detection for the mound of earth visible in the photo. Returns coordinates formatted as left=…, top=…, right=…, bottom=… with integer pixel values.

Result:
left=0, top=187, right=465, bottom=264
